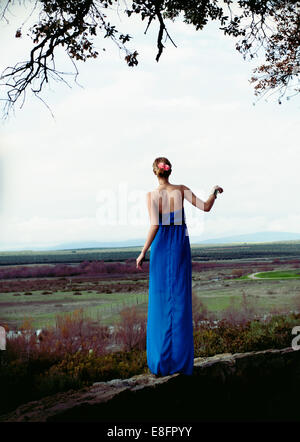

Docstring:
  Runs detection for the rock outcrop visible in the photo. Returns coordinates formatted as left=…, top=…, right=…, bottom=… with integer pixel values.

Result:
left=1, top=347, right=299, bottom=422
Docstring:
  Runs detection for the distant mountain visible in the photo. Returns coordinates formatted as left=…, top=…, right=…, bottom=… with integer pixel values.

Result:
left=12, top=239, right=146, bottom=251
left=2, top=231, right=300, bottom=252
left=192, top=231, right=300, bottom=245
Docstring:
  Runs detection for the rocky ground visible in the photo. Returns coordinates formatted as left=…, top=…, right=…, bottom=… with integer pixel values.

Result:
left=1, top=347, right=299, bottom=422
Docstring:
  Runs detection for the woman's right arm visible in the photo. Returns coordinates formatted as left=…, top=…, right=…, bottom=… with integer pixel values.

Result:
left=181, top=184, right=223, bottom=212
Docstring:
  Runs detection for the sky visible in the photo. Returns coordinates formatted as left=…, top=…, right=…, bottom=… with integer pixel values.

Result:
left=0, top=3, right=300, bottom=251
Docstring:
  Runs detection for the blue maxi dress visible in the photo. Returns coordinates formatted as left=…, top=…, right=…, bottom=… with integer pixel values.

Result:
left=146, top=207, right=194, bottom=376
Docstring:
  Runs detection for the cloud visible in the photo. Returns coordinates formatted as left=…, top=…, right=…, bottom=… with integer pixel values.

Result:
left=0, top=9, right=300, bottom=250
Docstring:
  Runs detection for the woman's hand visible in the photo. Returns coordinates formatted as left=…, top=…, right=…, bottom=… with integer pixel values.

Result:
left=136, top=252, right=145, bottom=270
left=213, top=185, right=224, bottom=195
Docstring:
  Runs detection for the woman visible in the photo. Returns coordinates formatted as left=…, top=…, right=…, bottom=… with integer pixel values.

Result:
left=136, top=157, right=223, bottom=377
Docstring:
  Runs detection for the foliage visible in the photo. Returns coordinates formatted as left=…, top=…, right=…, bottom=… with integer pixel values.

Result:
left=0, top=259, right=149, bottom=280
left=0, top=0, right=299, bottom=115
left=220, top=290, right=258, bottom=325
left=193, top=311, right=300, bottom=357
left=42, top=348, right=147, bottom=387
left=192, top=290, right=210, bottom=326
left=1, top=243, right=300, bottom=268
left=114, top=306, right=147, bottom=351
left=1, top=310, right=299, bottom=416
left=231, top=268, right=244, bottom=278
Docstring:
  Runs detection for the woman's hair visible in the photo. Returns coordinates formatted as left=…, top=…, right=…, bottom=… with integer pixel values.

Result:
left=152, top=157, right=172, bottom=178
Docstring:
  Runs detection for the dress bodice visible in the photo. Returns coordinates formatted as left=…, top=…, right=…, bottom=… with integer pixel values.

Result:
left=158, top=207, right=186, bottom=226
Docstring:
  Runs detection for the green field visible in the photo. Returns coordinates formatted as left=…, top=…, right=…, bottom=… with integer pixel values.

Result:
left=239, top=269, right=300, bottom=280
left=2, top=268, right=300, bottom=329
left=0, top=289, right=148, bottom=328
left=193, top=278, right=300, bottom=314
left=253, top=270, right=300, bottom=279
left=1, top=241, right=300, bottom=329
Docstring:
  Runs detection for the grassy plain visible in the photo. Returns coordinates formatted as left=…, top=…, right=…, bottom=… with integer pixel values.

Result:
left=1, top=242, right=300, bottom=329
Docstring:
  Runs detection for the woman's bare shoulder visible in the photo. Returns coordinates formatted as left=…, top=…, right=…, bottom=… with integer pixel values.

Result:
left=146, top=189, right=160, bottom=199
left=179, top=184, right=191, bottom=191
left=147, top=189, right=160, bottom=194
left=164, top=184, right=186, bottom=191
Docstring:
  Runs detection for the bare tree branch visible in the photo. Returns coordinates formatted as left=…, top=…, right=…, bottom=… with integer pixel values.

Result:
left=0, top=0, right=299, bottom=117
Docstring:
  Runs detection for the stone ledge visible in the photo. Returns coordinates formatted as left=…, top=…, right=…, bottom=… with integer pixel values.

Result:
left=1, top=347, right=299, bottom=422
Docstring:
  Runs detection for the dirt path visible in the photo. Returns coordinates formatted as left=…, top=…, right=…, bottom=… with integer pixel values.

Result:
left=248, top=272, right=262, bottom=279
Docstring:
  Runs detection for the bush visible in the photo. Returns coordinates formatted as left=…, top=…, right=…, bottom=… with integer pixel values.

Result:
left=114, top=306, right=147, bottom=351
left=1, top=311, right=300, bottom=417
left=43, top=349, right=148, bottom=388
left=192, top=291, right=210, bottom=328
left=193, top=312, right=300, bottom=357
left=220, top=291, right=258, bottom=325
left=231, top=269, right=244, bottom=278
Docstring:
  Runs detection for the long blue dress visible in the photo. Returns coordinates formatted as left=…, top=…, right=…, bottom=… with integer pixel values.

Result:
left=147, top=206, right=194, bottom=376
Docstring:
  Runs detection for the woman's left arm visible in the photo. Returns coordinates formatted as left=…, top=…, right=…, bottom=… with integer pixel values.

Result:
left=136, top=192, right=159, bottom=270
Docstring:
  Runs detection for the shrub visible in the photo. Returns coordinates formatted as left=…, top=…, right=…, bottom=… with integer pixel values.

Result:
left=114, top=306, right=147, bottom=351
left=192, top=291, right=210, bottom=328
left=220, top=291, right=257, bottom=326
left=231, top=269, right=244, bottom=278
left=1, top=311, right=300, bottom=417
left=193, top=312, right=300, bottom=357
